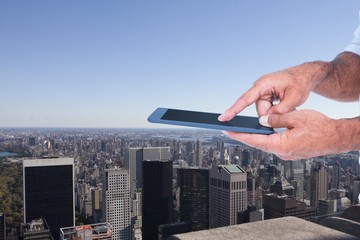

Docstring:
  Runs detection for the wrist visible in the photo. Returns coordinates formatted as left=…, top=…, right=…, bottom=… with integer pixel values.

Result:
left=302, top=61, right=333, bottom=90
left=335, top=117, right=360, bottom=153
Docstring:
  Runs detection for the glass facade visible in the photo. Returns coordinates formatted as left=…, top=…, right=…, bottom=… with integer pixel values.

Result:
left=23, top=159, right=74, bottom=240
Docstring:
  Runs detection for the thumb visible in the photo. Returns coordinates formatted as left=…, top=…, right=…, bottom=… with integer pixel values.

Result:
left=259, top=113, right=297, bottom=129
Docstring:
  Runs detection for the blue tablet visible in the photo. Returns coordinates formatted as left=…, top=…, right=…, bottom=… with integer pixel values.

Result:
left=148, top=107, right=274, bottom=135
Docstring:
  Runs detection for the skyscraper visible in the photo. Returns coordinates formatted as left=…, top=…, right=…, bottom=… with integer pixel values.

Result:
left=0, top=213, right=5, bottom=240
left=353, top=176, right=360, bottom=204
left=209, top=164, right=247, bottom=228
left=101, top=168, right=131, bottom=240
left=23, top=158, right=75, bottom=240
left=330, top=162, right=340, bottom=189
left=142, top=160, right=173, bottom=240
left=310, top=161, right=329, bottom=207
left=195, top=139, right=203, bottom=167
left=91, top=187, right=102, bottom=223
left=290, top=160, right=304, bottom=201
left=125, top=147, right=170, bottom=239
left=178, top=168, right=209, bottom=231
left=131, top=191, right=142, bottom=240
left=125, top=147, right=170, bottom=194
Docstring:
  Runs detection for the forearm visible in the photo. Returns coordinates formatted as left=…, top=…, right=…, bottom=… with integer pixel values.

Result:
left=335, top=116, right=360, bottom=153
left=311, top=52, right=360, bottom=101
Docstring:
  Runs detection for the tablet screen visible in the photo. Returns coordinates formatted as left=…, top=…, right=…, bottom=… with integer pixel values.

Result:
left=161, top=109, right=262, bottom=129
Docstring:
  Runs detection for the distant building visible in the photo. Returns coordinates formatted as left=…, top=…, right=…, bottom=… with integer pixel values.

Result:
left=246, top=172, right=256, bottom=206
left=263, top=193, right=316, bottom=220
left=20, top=218, right=53, bottom=240
left=131, top=191, right=142, bottom=240
left=269, top=177, right=295, bottom=197
left=290, top=161, right=304, bottom=201
left=209, top=164, right=247, bottom=228
left=101, top=168, right=131, bottom=240
left=23, top=158, right=75, bottom=240
left=142, top=160, right=173, bottom=240
left=125, top=147, right=171, bottom=239
left=28, top=137, right=36, bottom=146
left=177, top=168, right=209, bottom=231
left=317, top=199, right=336, bottom=217
left=237, top=205, right=264, bottom=224
left=310, top=161, right=329, bottom=207
left=0, top=213, right=5, bottom=240
left=195, top=140, right=203, bottom=167
left=330, top=162, right=340, bottom=189
left=91, top=187, right=102, bottom=223
left=125, top=147, right=170, bottom=194
left=60, top=222, right=112, bottom=240
left=353, top=176, right=360, bottom=204
left=239, top=150, right=250, bottom=168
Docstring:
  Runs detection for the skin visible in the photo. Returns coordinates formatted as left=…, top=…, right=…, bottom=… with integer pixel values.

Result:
left=218, top=52, right=360, bottom=160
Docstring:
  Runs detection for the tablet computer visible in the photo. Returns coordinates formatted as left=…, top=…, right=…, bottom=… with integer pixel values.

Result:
left=148, top=107, right=274, bottom=135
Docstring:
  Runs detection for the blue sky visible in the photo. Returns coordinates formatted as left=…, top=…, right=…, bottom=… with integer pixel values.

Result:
left=0, top=1, right=359, bottom=128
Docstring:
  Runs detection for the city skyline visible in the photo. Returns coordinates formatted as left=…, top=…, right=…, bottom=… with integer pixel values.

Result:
left=0, top=127, right=359, bottom=239
left=1, top=1, right=359, bottom=128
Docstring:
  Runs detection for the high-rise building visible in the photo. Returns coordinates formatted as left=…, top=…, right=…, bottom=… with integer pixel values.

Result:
left=239, top=150, right=250, bottom=168
left=142, top=160, right=173, bottom=240
left=131, top=191, right=142, bottom=240
left=290, top=161, right=304, bottom=201
left=60, top=223, right=112, bottom=240
left=263, top=193, right=316, bottom=220
left=353, top=176, right=360, bottom=204
left=101, top=168, right=131, bottom=240
left=195, top=140, right=203, bottom=167
left=177, top=168, right=209, bottom=231
left=0, top=213, right=5, bottom=240
left=310, top=161, right=329, bottom=207
left=330, top=162, right=341, bottom=189
left=269, top=177, right=295, bottom=197
left=125, top=147, right=170, bottom=194
left=23, top=158, right=75, bottom=240
left=209, top=164, right=247, bottom=228
left=91, top=187, right=102, bottom=223
left=246, top=172, right=256, bottom=206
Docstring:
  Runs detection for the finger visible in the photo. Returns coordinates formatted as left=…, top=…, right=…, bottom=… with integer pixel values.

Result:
left=256, top=99, right=273, bottom=117
left=262, top=111, right=301, bottom=128
left=223, top=131, right=280, bottom=154
left=218, top=85, right=262, bottom=121
left=266, top=95, right=299, bottom=115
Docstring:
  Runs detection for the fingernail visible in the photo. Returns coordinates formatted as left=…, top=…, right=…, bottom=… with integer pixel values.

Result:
left=259, top=115, right=272, bottom=127
left=218, top=114, right=226, bottom=121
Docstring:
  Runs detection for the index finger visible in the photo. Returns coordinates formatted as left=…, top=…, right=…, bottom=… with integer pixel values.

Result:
left=218, top=84, right=262, bottom=121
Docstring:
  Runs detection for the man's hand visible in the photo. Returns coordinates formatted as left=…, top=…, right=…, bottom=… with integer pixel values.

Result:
left=219, top=63, right=322, bottom=121
left=218, top=62, right=330, bottom=122
left=223, top=110, right=342, bottom=160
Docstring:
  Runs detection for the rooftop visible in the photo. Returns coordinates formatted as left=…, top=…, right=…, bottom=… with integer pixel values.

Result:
left=170, top=216, right=359, bottom=240
left=170, top=205, right=360, bottom=240
left=219, top=164, right=245, bottom=174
